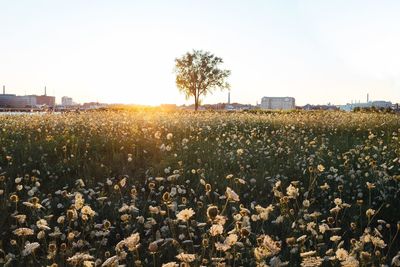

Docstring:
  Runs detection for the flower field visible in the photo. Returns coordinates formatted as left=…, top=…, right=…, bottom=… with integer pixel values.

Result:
left=0, top=110, right=399, bottom=266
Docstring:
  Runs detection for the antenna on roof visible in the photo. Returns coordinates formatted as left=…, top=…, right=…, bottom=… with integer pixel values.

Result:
left=44, top=86, right=47, bottom=96
left=2, top=85, right=5, bottom=95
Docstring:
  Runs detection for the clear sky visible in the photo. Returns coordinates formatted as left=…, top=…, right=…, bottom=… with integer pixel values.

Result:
left=1, top=0, right=400, bottom=106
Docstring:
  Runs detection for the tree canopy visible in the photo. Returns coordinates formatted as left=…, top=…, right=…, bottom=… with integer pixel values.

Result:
left=175, top=50, right=231, bottom=110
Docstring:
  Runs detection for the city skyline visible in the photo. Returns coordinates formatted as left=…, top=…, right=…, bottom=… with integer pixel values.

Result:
left=1, top=1, right=400, bottom=106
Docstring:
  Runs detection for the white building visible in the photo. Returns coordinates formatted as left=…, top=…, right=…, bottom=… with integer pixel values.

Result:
left=261, top=97, right=295, bottom=110
left=338, top=100, right=392, bottom=111
left=61, top=96, right=74, bottom=106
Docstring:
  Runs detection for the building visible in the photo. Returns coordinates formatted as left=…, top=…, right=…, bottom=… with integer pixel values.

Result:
left=338, top=100, right=392, bottom=111
left=35, top=95, right=55, bottom=107
left=260, top=97, right=295, bottom=110
left=62, top=96, right=74, bottom=106
left=0, top=86, right=55, bottom=108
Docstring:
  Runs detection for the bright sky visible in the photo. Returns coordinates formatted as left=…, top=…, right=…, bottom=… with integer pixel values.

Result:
left=1, top=0, right=400, bottom=106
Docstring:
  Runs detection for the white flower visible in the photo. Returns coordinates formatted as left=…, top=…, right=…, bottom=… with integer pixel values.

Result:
left=210, top=224, right=224, bottom=236
left=286, top=184, right=299, bottom=199
left=176, top=252, right=196, bottom=263
left=176, top=208, right=195, bottom=222
left=22, top=242, right=40, bottom=256
left=226, top=187, right=240, bottom=202
left=335, top=248, right=349, bottom=261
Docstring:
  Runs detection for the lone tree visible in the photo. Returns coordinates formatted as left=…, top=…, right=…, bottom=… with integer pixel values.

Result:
left=175, top=50, right=231, bottom=111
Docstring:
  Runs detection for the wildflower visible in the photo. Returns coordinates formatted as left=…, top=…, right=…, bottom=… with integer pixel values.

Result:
left=207, top=205, right=219, bottom=219
left=215, top=242, right=231, bottom=252
left=330, top=235, right=341, bottom=242
left=297, top=235, right=307, bottom=243
left=392, top=253, right=400, bottom=266
left=255, top=204, right=274, bottom=221
left=10, top=194, right=19, bottom=202
left=102, top=256, right=119, bottom=267
left=335, top=248, right=349, bottom=261
left=67, top=253, right=95, bottom=265
left=36, top=219, right=50, bottom=230
left=226, top=187, right=240, bottom=202
left=13, top=214, right=27, bottom=224
left=13, top=227, right=34, bottom=236
left=370, top=236, right=386, bottom=248
left=120, top=214, right=131, bottom=222
left=81, top=205, right=96, bottom=219
left=226, top=174, right=234, bottom=180
left=205, top=183, right=212, bottom=192
left=162, top=192, right=171, bottom=202
left=319, top=223, right=329, bottom=234
left=366, top=208, right=375, bottom=217
left=116, top=232, right=140, bottom=251
left=258, top=235, right=281, bottom=256
left=37, top=231, right=45, bottom=241
left=162, top=262, right=179, bottom=267
left=317, top=164, right=325, bottom=172
left=75, top=193, right=84, bottom=210
left=340, top=256, right=359, bottom=267
left=320, top=183, right=330, bottom=190
left=366, top=182, right=375, bottom=189
left=22, top=242, right=40, bottom=256
left=300, top=251, right=316, bottom=258
left=119, top=177, right=127, bottom=187
left=103, top=220, right=111, bottom=229
left=83, top=261, right=94, bottom=267
left=154, top=131, right=161, bottom=139
left=300, top=256, right=323, bottom=267
left=176, top=252, right=196, bottom=263
left=210, top=224, right=224, bottom=236
left=330, top=206, right=341, bottom=214
left=334, top=198, right=342, bottom=206
left=176, top=208, right=195, bottom=222
left=213, top=215, right=227, bottom=226
left=225, top=233, right=238, bottom=246
left=149, top=205, right=160, bottom=214
left=286, top=184, right=299, bottom=199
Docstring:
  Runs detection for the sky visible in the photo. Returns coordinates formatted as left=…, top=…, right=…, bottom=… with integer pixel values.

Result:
left=1, top=0, right=400, bottom=106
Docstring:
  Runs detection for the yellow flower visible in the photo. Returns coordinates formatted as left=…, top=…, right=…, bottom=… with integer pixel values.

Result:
left=366, top=208, right=375, bottom=217
left=81, top=205, right=95, bottom=218
left=317, top=164, right=325, bottom=172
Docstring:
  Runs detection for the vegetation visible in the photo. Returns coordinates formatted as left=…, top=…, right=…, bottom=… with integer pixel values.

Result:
left=0, top=110, right=400, bottom=266
left=174, top=50, right=231, bottom=111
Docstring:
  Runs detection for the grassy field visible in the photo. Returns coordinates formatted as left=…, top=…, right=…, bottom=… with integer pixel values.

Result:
left=0, top=110, right=399, bottom=266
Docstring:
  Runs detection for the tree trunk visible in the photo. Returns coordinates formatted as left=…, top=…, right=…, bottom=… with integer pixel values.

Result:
left=194, top=92, right=199, bottom=111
